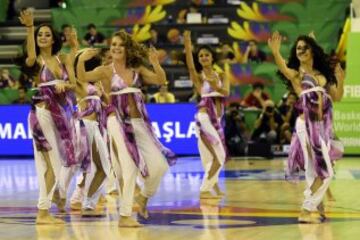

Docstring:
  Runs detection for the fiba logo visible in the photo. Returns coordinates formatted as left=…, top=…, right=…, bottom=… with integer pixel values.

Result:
left=344, top=85, right=360, bottom=98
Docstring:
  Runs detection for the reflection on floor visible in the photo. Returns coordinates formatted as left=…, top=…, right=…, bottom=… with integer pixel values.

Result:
left=0, top=157, right=360, bottom=240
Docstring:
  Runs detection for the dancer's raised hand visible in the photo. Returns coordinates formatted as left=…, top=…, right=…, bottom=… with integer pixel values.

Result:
left=69, top=27, right=79, bottom=48
left=19, top=9, right=34, bottom=27
left=335, top=63, right=345, bottom=82
left=184, top=30, right=191, bottom=42
left=149, top=46, right=159, bottom=64
left=268, top=31, right=282, bottom=53
left=79, top=48, right=99, bottom=61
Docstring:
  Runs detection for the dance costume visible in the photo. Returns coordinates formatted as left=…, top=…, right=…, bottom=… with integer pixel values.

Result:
left=29, top=56, right=83, bottom=209
left=107, top=64, right=176, bottom=217
left=196, top=72, right=228, bottom=193
left=287, top=73, right=343, bottom=211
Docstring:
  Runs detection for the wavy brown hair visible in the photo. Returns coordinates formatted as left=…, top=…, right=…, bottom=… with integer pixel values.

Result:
left=112, top=30, right=149, bottom=68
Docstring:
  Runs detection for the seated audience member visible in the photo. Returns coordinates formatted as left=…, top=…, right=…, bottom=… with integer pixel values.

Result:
left=241, top=82, right=270, bottom=109
left=18, top=72, right=34, bottom=89
left=243, top=40, right=266, bottom=63
left=167, top=28, right=183, bottom=45
left=0, top=68, right=17, bottom=89
left=153, top=84, right=176, bottom=103
left=82, top=23, right=106, bottom=46
left=13, top=87, right=30, bottom=104
left=251, top=100, right=282, bottom=144
left=225, top=102, right=247, bottom=156
left=60, top=24, right=72, bottom=47
left=168, top=50, right=184, bottom=65
left=147, top=29, right=165, bottom=46
left=277, top=92, right=298, bottom=144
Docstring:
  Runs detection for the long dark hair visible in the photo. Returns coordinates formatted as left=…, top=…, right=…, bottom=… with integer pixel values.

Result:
left=194, top=45, right=217, bottom=72
left=15, top=24, right=62, bottom=78
left=278, top=35, right=336, bottom=90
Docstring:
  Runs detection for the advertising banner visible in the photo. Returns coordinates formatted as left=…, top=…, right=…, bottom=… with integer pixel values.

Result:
left=333, top=33, right=360, bottom=154
left=0, top=104, right=199, bottom=156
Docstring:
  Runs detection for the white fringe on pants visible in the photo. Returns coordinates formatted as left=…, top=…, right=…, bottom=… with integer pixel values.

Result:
left=107, top=116, right=168, bottom=217
left=32, top=107, right=63, bottom=210
left=197, top=112, right=226, bottom=192
left=295, top=118, right=334, bottom=211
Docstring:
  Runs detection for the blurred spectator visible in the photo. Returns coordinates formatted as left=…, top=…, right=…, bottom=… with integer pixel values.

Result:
left=167, top=28, right=183, bottom=45
left=0, top=68, right=17, bottom=89
left=219, top=51, right=237, bottom=64
left=251, top=100, right=282, bottom=144
left=177, top=2, right=206, bottom=24
left=277, top=92, right=298, bottom=144
left=18, top=72, right=34, bottom=89
left=60, top=24, right=72, bottom=47
left=156, top=49, right=169, bottom=64
left=217, top=43, right=237, bottom=64
left=153, top=84, right=176, bottom=103
left=243, top=40, right=267, bottom=63
left=241, top=82, right=270, bottom=109
left=168, top=50, right=184, bottom=65
left=82, top=23, right=106, bottom=47
left=147, top=29, right=165, bottom=46
left=148, top=29, right=159, bottom=45
left=13, top=87, right=30, bottom=104
left=225, top=102, right=247, bottom=156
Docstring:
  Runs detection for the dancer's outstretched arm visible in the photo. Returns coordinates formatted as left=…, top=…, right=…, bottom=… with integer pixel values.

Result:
left=184, top=30, right=201, bottom=92
left=268, top=31, right=301, bottom=94
left=139, top=47, right=167, bottom=85
left=19, top=9, right=36, bottom=67
left=77, top=48, right=106, bottom=82
left=329, top=63, right=345, bottom=102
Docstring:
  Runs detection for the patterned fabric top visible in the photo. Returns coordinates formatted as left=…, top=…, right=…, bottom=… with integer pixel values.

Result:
left=39, top=56, right=69, bottom=83
left=200, top=71, right=223, bottom=97
left=111, top=63, right=141, bottom=91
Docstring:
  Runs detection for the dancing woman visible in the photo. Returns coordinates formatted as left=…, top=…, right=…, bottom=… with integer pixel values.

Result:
left=68, top=52, right=111, bottom=214
left=18, top=10, right=78, bottom=224
left=183, top=31, right=230, bottom=199
left=268, top=32, right=345, bottom=223
left=77, top=30, right=176, bottom=227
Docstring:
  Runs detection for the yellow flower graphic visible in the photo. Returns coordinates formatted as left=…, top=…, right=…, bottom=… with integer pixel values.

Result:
left=227, top=21, right=260, bottom=41
left=237, top=2, right=267, bottom=22
left=132, top=24, right=152, bottom=42
left=232, top=42, right=246, bottom=63
left=138, top=5, right=167, bottom=24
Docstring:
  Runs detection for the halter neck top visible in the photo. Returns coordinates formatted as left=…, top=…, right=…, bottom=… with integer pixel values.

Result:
left=110, top=63, right=140, bottom=92
left=39, top=56, right=69, bottom=83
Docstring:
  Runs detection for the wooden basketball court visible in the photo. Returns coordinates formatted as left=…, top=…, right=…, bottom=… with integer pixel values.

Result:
left=0, top=157, right=359, bottom=240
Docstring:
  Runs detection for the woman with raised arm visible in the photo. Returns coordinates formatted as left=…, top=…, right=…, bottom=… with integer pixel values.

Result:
left=268, top=32, right=345, bottom=223
left=77, top=30, right=176, bottom=227
left=18, top=9, right=79, bottom=224
left=183, top=30, right=230, bottom=199
left=66, top=52, right=111, bottom=215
